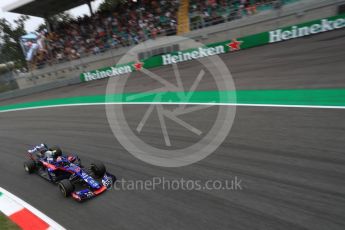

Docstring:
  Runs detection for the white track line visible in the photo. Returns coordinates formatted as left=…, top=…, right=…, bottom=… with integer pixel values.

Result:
left=0, top=102, right=345, bottom=114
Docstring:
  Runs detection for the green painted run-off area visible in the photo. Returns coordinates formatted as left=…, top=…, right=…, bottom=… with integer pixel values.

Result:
left=1, top=89, right=345, bottom=112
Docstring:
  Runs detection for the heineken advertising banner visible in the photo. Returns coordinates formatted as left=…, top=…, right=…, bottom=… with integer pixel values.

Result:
left=81, top=13, right=345, bottom=82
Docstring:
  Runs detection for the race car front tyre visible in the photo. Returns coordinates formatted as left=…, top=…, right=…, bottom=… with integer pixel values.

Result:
left=91, top=161, right=106, bottom=178
left=24, top=160, right=36, bottom=174
left=58, top=179, right=74, bottom=197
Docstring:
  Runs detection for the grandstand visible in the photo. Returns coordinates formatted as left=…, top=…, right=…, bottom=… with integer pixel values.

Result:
left=3, top=0, right=296, bottom=71
left=1, top=0, right=339, bottom=97
left=2, top=0, right=96, bottom=17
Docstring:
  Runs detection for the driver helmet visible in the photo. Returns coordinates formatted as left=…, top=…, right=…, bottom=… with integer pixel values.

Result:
left=45, top=150, right=54, bottom=158
left=39, top=143, right=48, bottom=154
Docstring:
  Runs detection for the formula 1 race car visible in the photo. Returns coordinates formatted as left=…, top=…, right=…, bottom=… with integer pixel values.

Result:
left=24, top=145, right=115, bottom=201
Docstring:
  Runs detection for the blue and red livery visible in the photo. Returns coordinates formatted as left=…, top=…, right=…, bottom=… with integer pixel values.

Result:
left=24, top=145, right=115, bottom=201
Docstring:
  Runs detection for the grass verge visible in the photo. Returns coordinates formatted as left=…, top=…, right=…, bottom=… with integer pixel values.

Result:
left=0, top=213, right=20, bottom=230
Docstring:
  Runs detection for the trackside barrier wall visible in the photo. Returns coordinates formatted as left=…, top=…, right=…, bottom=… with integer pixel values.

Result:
left=80, top=13, right=345, bottom=82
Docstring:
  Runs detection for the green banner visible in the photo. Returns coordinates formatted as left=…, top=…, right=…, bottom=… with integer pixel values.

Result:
left=80, top=13, right=345, bottom=82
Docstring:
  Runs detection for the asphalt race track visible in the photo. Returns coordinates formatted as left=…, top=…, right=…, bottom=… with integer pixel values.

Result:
left=0, top=29, right=345, bottom=230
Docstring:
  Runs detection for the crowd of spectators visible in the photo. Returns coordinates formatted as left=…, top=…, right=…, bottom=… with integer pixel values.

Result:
left=27, top=0, right=294, bottom=70
left=29, top=0, right=179, bottom=69
left=189, top=0, right=286, bottom=29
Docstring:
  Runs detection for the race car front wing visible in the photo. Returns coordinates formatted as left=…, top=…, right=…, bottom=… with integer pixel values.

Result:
left=71, top=173, right=114, bottom=201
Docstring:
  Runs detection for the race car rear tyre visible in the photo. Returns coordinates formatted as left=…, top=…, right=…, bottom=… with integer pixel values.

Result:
left=91, top=161, right=106, bottom=178
left=24, top=160, right=36, bottom=174
left=58, top=179, right=74, bottom=197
